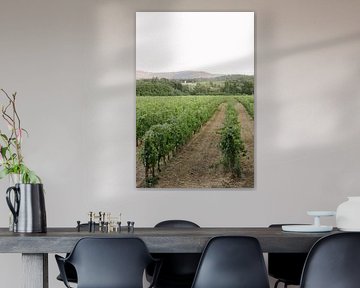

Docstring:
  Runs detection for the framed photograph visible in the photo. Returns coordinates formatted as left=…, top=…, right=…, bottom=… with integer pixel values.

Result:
left=136, top=12, right=254, bottom=188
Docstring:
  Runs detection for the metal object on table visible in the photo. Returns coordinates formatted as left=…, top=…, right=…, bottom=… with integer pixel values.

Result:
left=6, top=184, right=47, bottom=233
left=127, top=221, right=135, bottom=233
left=79, top=211, right=123, bottom=233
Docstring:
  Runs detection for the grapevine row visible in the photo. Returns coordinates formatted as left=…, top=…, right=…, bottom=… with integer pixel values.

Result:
left=236, top=95, right=254, bottom=119
left=139, top=96, right=226, bottom=186
left=219, top=100, right=246, bottom=176
left=137, top=96, right=224, bottom=145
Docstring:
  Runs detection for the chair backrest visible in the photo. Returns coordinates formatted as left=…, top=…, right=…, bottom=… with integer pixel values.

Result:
left=152, top=220, right=201, bottom=286
left=191, top=236, right=269, bottom=288
left=67, top=237, right=153, bottom=288
left=155, top=220, right=200, bottom=228
left=300, top=232, right=360, bottom=288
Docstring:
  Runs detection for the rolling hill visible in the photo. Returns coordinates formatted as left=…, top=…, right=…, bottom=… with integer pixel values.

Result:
left=136, top=70, right=224, bottom=80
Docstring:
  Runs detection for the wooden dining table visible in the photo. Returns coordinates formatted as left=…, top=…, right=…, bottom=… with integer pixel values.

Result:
left=0, top=226, right=339, bottom=288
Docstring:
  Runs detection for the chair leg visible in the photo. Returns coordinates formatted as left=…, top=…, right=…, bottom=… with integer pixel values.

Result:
left=274, top=280, right=290, bottom=288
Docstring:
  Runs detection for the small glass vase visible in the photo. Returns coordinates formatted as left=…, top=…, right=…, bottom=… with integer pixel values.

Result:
left=9, top=174, right=22, bottom=185
left=8, top=174, right=22, bottom=231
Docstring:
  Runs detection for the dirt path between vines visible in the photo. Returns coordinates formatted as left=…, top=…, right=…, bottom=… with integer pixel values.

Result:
left=150, top=101, right=254, bottom=188
left=235, top=102, right=254, bottom=187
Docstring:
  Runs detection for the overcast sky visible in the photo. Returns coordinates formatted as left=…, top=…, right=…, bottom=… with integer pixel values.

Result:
left=136, top=12, right=254, bottom=75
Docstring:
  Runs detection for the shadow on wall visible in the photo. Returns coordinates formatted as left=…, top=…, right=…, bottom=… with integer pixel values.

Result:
left=262, top=31, right=360, bottom=61
left=258, top=15, right=360, bottom=209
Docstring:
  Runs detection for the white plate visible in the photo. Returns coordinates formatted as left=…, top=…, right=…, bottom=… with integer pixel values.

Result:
left=282, top=225, right=333, bottom=232
left=307, top=211, right=336, bottom=217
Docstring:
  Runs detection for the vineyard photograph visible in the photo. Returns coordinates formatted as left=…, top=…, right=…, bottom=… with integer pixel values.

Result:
left=136, top=12, right=254, bottom=188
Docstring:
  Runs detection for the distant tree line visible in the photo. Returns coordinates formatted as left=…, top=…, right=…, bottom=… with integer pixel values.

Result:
left=136, top=76, right=254, bottom=96
left=223, top=80, right=254, bottom=95
left=136, top=78, right=186, bottom=96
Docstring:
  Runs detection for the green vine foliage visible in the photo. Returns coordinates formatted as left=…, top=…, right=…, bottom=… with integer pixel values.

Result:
left=139, top=96, right=226, bottom=187
left=236, top=95, right=254, bottom=119
left=220, top=101, right=246, bottom=177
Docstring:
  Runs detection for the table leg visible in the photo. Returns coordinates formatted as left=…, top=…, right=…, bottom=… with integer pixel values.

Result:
left=22, top=253, right=48, bottom=288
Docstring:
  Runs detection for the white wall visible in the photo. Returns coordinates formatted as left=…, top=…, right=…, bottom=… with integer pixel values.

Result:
left=1, top=0, right=360, bottom=287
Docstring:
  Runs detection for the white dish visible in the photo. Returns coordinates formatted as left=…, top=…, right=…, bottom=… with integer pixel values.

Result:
left=282, top=225, right=333, bottom=233
left=338, top=227, right=360, bottom=232
left=307, top=211, right=336, bottom=217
